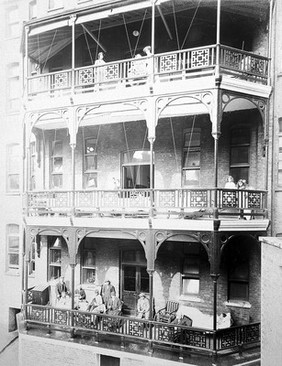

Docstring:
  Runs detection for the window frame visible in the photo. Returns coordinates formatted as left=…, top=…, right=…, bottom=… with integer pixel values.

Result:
left=50, top=139, right=63, bottom=189
left=83, top=137, right=98, bottom=189
left=80, top=239, right=96, bottom=284
left=182, top=128, right=201, bottom=187
left=229, top=126, right=250, bottom=183
left=7, top=62, right=20, bottom=113
left=181, top=244, right=200, bottom=297
left=48, top=240, right=62, bottom=280
left=48, top=0, right=64, bottom=11
left=6, top=6, right=20, bottom=39
left=7, top=143, right=20, bottom=193
left=228, top=260, right=249, bottom=301
left=29, top=0, right=37, bottom=19
left=7, top=224, right=20, bottom=272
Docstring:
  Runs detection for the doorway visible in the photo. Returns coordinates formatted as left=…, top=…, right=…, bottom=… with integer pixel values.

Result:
left=121, top=249, right=149, bottom=315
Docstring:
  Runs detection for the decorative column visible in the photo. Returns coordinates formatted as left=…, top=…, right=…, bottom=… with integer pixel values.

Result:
left=70, top=143, right=76, bottom=214
left=69, top=15, right=76, bottom=94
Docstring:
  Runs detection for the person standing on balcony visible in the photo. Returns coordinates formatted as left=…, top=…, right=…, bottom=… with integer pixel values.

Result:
left=102, top=280, right=115, bottom=308
left=94, top=52, right=106, bottom=90
left=224, top=175, right=236, bottom=189
left=237, top=179, right=247, bottom=189
left=55, top=276, right=69, bottom=300
left=137, top=293, right=150, bottom=320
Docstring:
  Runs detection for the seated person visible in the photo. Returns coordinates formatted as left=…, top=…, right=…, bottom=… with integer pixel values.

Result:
left=55, top=276, right=69, bottom=300
left=57, top=291, right=71, bottom=309
left=87, top=289, right=105, bottom=313
left=79, top=286, right=86, bottom=300
left=137, top=293, right=150, bottom=320
left=106, top=291, right=122, bottom=316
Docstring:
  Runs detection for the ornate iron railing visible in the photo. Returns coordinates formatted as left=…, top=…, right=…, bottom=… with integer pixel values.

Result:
left=26, top=45, right=269, bottom=97
left=25, top=304, right=260, bottom=355
left=24, top=188, right=267, bottom=218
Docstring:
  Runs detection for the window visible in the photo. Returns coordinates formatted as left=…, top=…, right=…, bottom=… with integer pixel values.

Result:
left=181, top=243, right=200, bottom=296
left=48, top=237, right=62, bottom=280
left=50, top=140, right=63, bottom=189
left=6, top=6, right=19, bottom=38
left=84, top=137, right=98, bottom=188
left=30, top=141, right=36, bottom=190
left=7, top=63, right=20, bottom=112
left=122, top=150, right=152, bottom=189
left=29, top=239, right=36, bottom=275
left=7, top=144, right=20, bottom=192
left=230, top=127, right=250, bottom=183
left=228, top=260, right=249, bottom=301
left=7, top=224, right=20, bottom=271
left=29, top=0, right=37, bottom=19
left=48, top=0, right=63, bottom=10
left=278, top=118, right=282, bottom=186
left=182, top=128, right=201, bottom=186
left=81, top=238, right=96, bottom=284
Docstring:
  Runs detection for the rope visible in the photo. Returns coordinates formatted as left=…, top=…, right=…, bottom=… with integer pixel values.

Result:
left=42, top=29, right=57, bottom=72
left=123, top=14, right=133, bottom=58
left=95, top=20, right=102, bottom=60
left=184, top=116, right=196, bottom=167
left=83, top=27, right=94, bottom=64
left=172, top=0, right=180, bottom=50
left=170, top=118, right=178, bottom=170
left=133, top=9, right=148, bottom=57
left=181, top=0, right=202, bottom=50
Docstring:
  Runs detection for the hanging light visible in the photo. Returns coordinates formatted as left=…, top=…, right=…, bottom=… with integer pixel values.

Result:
left=53, top=237, right=62, bottom=248
left=133, top=30, right=139, bottom=37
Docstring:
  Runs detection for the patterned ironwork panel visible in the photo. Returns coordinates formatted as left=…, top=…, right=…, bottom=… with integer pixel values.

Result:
left=75, top=312, right=96, bottom=329
left=159, top=54, right=178, bottom=73
left=78, top=68, right=94, bottom=85
left=155, top=324, right=175, bottom=342
left=29, top=307, right=47, bottom=322
left=244, top=324, right=260, bottom=343
left=176, top=329, right=208, bottom=348
left=104, top=64, right=119, bottom=80
left=158, top=191, right=176, bottom=208
left=221, top=191, right=238, bottom=208
left=222, top=50, right=241, bottom=69
left=249, top=58, right=265, bottom=75
left=103, top=191, right=119, bottom=207
left=190, top=191, right=208, bottom=207
left=53, top=72, right=68, bottom=89
left=77, top=192, right=94, bottom=207
left=218, top=328, right=237, bottom=349
left=191, top=49, right=210, bottom=68
left=53, top=309, right=69, bottom=325
left=247, top=192, right=262, bottom=208
left=52, top=192, right=69, bottom=207
left=101, top=316, right=122, bottom=332
left=128, top=319, right=146, bottom=337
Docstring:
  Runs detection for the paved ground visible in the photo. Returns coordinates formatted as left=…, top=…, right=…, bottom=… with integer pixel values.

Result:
left=0, top=337, right=19, bottom=366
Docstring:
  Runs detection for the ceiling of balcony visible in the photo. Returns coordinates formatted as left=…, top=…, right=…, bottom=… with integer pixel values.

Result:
left=27, top=0, right=270, bottom=65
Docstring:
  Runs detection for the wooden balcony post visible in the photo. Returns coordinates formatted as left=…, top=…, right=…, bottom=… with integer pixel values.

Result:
left=70, top=143, right=76, bottom=214
left=69, top=15, right=76, bottom=94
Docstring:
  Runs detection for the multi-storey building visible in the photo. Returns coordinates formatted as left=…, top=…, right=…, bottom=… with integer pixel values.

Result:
left=1, top=0, right=281, bottom=365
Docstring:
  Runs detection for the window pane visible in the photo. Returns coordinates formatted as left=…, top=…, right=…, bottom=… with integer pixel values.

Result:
left=82, top=268, right=96, bottom=284
left=140, top=267, right=149, bottom=292
left=124, top=266, right=136, bottom=291
left=9, top=254, right=19, bottom=266
left=231, top=147, right=249, bottom=165
left=50, top=249, right=61, bottom=264
left=8, top=175, right=19, bottom=190
left=183, top=169, right=199, bottom=186
left=50, top=266, right=61, bottom=279
left=231, top=129, right=250, bottom=144
left=85, top=155, right=97, bottom=171
left=229, top=282, right=248, bottom=300
left=53, top=141, right=62, bottom=156
left=85, top=173, right=97, bottom=188
left=8, top=236, right=19, bottom=251
left=123, top=150, right=151, bottom=165
left=83, top=250, right=95, bottom=266
left=183, top=151, right=200, bottom=168
left=51, top=174, right=62, bottom=188
left=53, top=157, right=63, bottom=172
left=230, top=167, right=249, bottom=184
left=85, top=138, right=97, bottom=154
left=184, top=131, right=200, bottom=147
left=183, top=257, right=199, bottom=275
left=182, top=278, right=199, bottom=295
left=8, top=224, right=19, bottom=234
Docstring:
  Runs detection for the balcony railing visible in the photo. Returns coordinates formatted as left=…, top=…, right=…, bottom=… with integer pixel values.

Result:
left=25, top=304, right=260, bottom=357
left=24, top=188, right=267, bottom=218
left=26, top=45, right=269, bottom=98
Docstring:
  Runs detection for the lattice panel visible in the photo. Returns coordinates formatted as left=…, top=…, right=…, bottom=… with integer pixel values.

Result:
left=78, top=68, right=94, bottom=85
left=53, top=73, right=68, bottom=89
left=159, top=54, right=178, bottom=73
left=53, top=309, right=68, bottom=325
left=78, top=192, right=94, bottom=207
left=103, top=192, right=119, bottom=206
left=128, top=320, right=145, bottom=337
left=221, top=191, right=238, bottom=207
left=158, top=191, right=175, bottom=207
left=75, top=313, right=95, bottom=329
left=223, top=50, right=241, bottom=69
left=53, top=193, right=68, bottom=207
left=250, top=59, right=265, bottom=75
left=105, top=64, right=119, bottom=80
left=156, top=325, right=174, bottom=342
left=244, top=324, right=260, bottom=343
left=182, top=330, right=207, bottom=348
left=191, top=49, right=210, bottom=68
left=30, top=308, right=46, bottom=322
left=247, top=192, right=261, bottom=208
left=219, top=329, right=237, bottom=348
left=190, top=191, right=208, bottom=207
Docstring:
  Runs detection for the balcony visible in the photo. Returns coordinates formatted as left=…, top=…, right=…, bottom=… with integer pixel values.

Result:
left=24, top=187, right=267, bottom=220
left=26, top=45, right=269, bottom=102
left=24, top=304, right=260, bottom=361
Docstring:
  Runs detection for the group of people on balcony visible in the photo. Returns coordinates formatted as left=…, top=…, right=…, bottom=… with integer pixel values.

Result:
left=224, top=175, right=248, bottom=189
